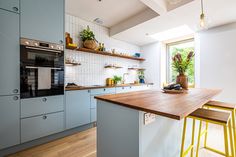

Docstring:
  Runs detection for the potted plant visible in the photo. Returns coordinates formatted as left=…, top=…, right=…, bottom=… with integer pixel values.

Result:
left=80, top=26, right=97, bottom=50
left=112, top=75, right=122, bottom=85
left=138, top=70, right=145, bottom=84
left=172, top=51, right=194, bottom=89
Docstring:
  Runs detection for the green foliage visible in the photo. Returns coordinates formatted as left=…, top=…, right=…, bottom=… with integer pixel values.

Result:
left=113, top=75, right=122, bottom=84
left=138, top=70, right=145, bottom=79
left=170, top=47, right=195, bottom=84
left=80, top=26, right=96, bottom=42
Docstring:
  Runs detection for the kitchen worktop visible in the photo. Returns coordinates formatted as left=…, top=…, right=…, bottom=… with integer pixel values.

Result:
left=95, top=88, right=221, bottom=120
left=65, top=83, right=154, bottom=91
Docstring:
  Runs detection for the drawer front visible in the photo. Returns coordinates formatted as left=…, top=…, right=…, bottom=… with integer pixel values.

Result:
left=115, top=86, right=130, bottom=93
left=21, top=112, right=64, bottom=143
left=91, top=108, right=97, bottom=122
left=90, top=88, right=115, bottom=95
left=0, top=0, right=19, bottom=13
left=21, top=95, right=64, bottom=118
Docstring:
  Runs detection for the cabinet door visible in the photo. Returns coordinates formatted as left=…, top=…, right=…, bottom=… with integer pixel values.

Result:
left=0, top=10, right=19, bottom=96
left=20, top=0, right=64, bottom=44
left=0, top=95, right=20, bottom=149
left=65, top=90, right=91, bottom=130
left=0, top=0, right=19, bottom=13
left=21, top=112, right=64, bottom=143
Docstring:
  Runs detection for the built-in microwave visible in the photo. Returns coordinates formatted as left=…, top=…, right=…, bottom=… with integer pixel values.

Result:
left=20, top=38, right=64, bottom=99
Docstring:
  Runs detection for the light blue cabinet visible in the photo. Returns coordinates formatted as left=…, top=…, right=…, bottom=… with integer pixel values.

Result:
left=0, top=95, right=20, bottom=149
left=20, top=0, right=64, bottom=44
left=21, top=95, right=64, bottom=118
left=66, top=90, right=91, bottom=129
left=0, top=9, right=20, bottom=96
left=0, top=0, right=19, bottom=13
left=21, top=112, right=64, bottom=143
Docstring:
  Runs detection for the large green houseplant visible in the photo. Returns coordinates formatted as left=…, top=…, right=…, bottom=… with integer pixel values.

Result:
left=172, top=51, right=194, bottom=89
left=80, top=26, right=97, bottom=50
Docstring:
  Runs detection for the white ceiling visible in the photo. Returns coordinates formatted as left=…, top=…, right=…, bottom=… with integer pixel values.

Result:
left=112, top=0, right=236, bottom=45
left=66, top=0, right=236, bottom=46
left=66, top=0, right=148, bottom=27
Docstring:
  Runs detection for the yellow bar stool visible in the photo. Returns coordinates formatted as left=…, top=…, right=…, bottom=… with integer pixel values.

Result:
left=180, top=108, right=234, bottom=157
left=204, top=101, right=236, bottom=155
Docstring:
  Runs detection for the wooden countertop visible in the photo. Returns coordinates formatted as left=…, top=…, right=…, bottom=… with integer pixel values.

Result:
left=95, top=88, right=221, bottom=120
left=65, top=83, right=154, bottom=91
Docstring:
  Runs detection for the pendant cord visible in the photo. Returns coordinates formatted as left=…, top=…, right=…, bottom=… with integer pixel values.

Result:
left=201, top=0, right=204, bottom=14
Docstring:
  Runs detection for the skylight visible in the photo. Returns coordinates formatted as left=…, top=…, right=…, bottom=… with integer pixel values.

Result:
left=149, top=25, right=194, bottom=41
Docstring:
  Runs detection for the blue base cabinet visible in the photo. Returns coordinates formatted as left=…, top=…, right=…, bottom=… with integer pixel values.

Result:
left=20, top=0, right=64, bottom=44
left=0, top=96, right=20, bottom=149
left=66, top=90, right=91, bottom=130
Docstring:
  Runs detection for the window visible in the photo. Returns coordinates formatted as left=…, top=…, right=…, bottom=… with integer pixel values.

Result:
left=167, top=39, right=195, bottom=86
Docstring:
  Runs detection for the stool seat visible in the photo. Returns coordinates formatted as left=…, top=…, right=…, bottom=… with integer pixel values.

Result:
left=189, top=108, right=230, bottom=124
left=206, top=100, right=236, bottom=109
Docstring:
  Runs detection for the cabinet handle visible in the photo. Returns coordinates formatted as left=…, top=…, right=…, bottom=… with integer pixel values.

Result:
left=59, top=40, right=63, bottom=44
left=122, top=87, right=124, bottom=89
left=12, top=7, right=19, bottom=12
left=13, top=96, right=19, bottom=101
left=42, top=98, right=47, bottom=102
left=42, top=115, right=47, bottom=120
left=103, top=88, right=106, bottom=91
left=88, top=90, right=90, bottom=93
left=13, top=89, right=19, bottom=94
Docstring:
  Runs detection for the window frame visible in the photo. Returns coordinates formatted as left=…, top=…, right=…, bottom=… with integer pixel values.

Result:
left=166, top=38, right=195, bottom=85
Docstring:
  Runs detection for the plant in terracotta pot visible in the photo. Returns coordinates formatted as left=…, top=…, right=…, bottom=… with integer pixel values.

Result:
left=172, top=51, right=194, bottom=89
left=80, top=26, right=98, bottom=50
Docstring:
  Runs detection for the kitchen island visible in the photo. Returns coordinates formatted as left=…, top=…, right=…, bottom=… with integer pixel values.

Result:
left=95, top=88, right=221, bottom=157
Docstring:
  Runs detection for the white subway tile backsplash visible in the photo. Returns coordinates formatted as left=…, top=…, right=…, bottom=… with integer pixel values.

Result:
left=65, top=14, right=141, bottom=86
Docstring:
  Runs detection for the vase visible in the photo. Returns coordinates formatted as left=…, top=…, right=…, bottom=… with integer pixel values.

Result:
left=176, top=74, right=188, bottom=90
left=83, top=40, right=98, bottom=50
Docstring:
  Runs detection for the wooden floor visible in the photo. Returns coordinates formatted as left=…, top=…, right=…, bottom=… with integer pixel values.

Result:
left=9, top=125, right=225, bottom=157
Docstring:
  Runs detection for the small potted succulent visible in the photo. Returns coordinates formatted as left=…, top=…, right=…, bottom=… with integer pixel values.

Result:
left=80, top=26, right=97, bottom=50
left=172, top=51, right=194, bottom=89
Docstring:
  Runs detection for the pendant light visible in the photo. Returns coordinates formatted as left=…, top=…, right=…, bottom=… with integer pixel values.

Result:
left=200, top=0, right=206, bottom=28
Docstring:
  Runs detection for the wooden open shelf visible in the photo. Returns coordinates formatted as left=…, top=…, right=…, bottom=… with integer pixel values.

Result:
left=66, top=47, right=145, bottom=61
left=128, top=68, right=146, bottom=71
left=65, top=62, right=81, bottom=66
left=104, top=65, right=123, bottom=69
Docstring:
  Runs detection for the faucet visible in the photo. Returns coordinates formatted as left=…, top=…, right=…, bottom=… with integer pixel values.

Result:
left=122, top=73, right=129, bottom=84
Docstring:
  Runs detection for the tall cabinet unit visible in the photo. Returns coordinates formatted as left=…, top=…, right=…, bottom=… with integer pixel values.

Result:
left=20, top=0, right=64, bottom=44
left=0, top=7, right=20, bottom=149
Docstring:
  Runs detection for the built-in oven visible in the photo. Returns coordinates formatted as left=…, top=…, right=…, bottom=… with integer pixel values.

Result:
left=20, top=38, right=64, bottom=99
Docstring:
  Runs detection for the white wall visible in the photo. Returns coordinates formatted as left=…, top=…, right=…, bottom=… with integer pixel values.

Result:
left=199, top=22, right=236, bottom=103
left=65, top=14, right=142, bottom=86
left=141, top=43, right=162, bottom=89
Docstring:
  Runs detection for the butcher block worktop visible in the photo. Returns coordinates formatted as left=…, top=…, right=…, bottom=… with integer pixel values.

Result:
left=95, top=88, right=221, bottom=120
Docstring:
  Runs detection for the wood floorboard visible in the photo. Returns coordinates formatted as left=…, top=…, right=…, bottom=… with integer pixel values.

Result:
left=9, top=125, right=224, bottom=157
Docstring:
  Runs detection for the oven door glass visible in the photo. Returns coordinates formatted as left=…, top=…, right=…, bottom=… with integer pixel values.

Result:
left=20, top=46, right=64, bottom=67
left=20, top=66, right=64, bottom=98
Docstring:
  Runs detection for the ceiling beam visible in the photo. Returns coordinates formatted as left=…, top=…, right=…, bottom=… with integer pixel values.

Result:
left=110, top=8, right=159, bottom=36
left=139, top=0, right=167, bottom=15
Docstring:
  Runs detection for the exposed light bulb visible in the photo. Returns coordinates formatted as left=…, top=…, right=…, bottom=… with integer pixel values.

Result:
left=200, top=13, right=205, bottom=28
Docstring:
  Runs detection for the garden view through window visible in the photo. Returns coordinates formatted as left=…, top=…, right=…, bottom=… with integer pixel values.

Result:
left=167, top=39, right=195, bottom=86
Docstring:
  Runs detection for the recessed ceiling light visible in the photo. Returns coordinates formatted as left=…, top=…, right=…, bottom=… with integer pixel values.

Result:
left=167, top=0, right=182, bottom=5
left=149, top=25, right=194, bottom=41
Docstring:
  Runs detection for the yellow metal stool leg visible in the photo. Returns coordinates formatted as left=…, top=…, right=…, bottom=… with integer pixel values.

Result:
left=180, top=118, right=187, bottom=157
left=196, top=120, right=202, bottom=157
left=229, top=119, right=235, bottom=157
left=232, top=109, right=236, bottom=155
left=204, top=121, right=209, bottom=147
left=191, top=119, right=196, bottom=157
left=224, top=124, right=230, bottom=157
